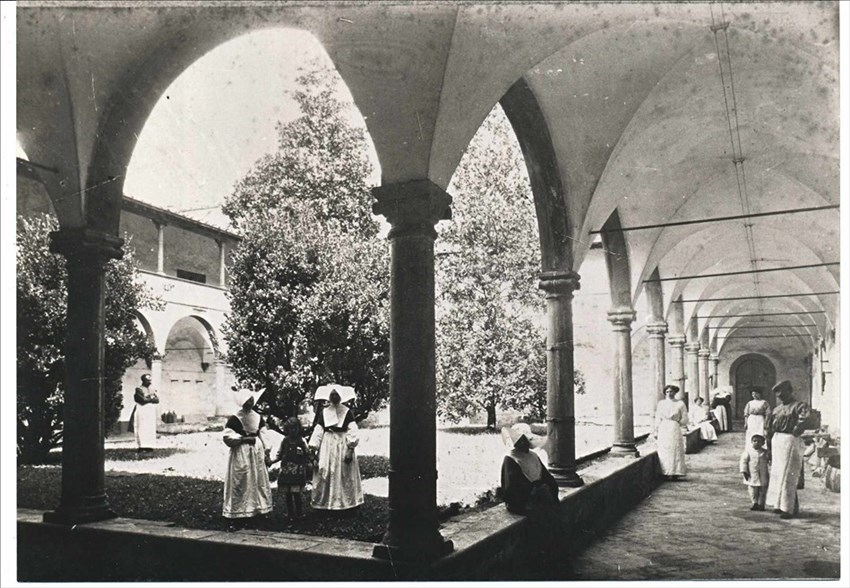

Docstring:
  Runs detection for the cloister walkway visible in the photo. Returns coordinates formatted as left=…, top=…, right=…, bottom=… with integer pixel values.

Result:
left=568, top=428, right=842, bottom=581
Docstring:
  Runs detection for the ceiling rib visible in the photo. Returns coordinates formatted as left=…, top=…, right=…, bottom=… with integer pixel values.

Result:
left=710, top=2, right=763, bottom=311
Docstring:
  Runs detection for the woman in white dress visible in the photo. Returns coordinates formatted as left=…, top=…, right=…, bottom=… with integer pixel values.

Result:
left=222, top=388, right=272, bottom=527
left=743, top=388, right=772, bottom=446
left=690, top=397, right=719, bottom=442
left=654, top=384, right=689, bottom=478
left=309, top=386, right=363, bottom=511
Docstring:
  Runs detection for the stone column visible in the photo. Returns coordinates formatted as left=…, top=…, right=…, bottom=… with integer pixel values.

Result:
left=699, top=348, right=711, bottom=405
left=608, top=307, right=639, bottom=457
left=685, top=342, right=701, bottom=402
left=646, top=322, right=668, bottom=418
left=43, top=228, right=123, bottom=525
left=217, top=239, right=227, bottom=287
left=155, top=221, right=165, bottom=274
left=150, top=353, right=163, bottom=391
left=668, top=335, right=687, bottom=407
left=538, top=270, right=584, bottom=487
left=214, top=356, right=230, bottom=416
left=710, top=354, right=720, bottom=389
left=371, top=180, right=453, bottom=562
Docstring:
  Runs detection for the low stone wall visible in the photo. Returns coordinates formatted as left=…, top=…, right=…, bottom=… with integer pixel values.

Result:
left=432, top=449, right=661, bottom=580
left=685, top=428, right=703, bottom=454
left=17, top=449, right=661, bottom=581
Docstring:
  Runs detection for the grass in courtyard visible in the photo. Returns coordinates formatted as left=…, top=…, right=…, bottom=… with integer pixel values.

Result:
left=18, top=466, right=391, bottom=542
left=18, top=453, right=484, bottom=543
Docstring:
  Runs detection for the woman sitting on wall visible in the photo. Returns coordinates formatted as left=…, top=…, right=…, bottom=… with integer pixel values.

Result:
left=689, top=397, right=719, bottom=443
left=500, top=423, right=559, bottom=516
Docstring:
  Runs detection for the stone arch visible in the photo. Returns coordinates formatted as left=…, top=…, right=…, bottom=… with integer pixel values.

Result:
left=500, top=77, right=572, bottom=273
left=599, top=209, right=631, bottom=309
left=729, top=353, right=777, bottom=420
left=132, top=311, right=158, bottom=355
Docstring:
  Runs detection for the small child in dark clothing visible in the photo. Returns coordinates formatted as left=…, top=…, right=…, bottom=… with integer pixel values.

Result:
left=274, top=417, right=310, bottom=520
left=739, top=433, right=770, bottom=510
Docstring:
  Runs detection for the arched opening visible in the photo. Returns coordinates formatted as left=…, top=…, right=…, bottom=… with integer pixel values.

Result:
left=161, top=316, right=220, bottom=423
left=118, top=313, right=160, bottom=426
left=729, top=353, right=777, bottom=420
left=124, top=28, right=380, bottom=229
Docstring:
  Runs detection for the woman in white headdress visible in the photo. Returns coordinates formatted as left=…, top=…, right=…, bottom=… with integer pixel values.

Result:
left=222, top=385, right=272, bottom=526
left=500, top=423, right=559, bottom=516
left=308, top=385, right=363, bottom=511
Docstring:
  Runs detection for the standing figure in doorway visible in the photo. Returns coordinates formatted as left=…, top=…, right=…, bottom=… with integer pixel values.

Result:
left=133, top=374, right=159, bottom=452
left=744, top=387, right=772, bottom=446
left=308, top=386, right=363, bottom=511
left=766, top=380, right=811, bottom=519
left=654, top=384, right=689, bottom=479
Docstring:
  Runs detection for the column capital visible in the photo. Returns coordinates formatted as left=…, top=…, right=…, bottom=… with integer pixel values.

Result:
left=49, top=228, right=124, bottom=267
left=667, top=334, right=686, bottom=347
left=372, top=179, right=451, bottom=239
left=646, top=321, right=668, bottom=337
left=698, top=348, right=712, bottom=359
left=151, top=351, right=163, bottom=362
left=684, top=341, right=701, bottom=354
left=538, top=270, right=581, bottom=298
left=710, top=354, right=720, bottom=363
left=607, top=307, right=636, bottom=328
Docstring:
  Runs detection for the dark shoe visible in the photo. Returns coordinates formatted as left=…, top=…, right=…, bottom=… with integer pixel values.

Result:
left=750, top=504, right=759, bottom=511
left=755, top=505, right=765, bottom=511
left=779, top=512, right=794, bottom=519
left=773, top=509, right=782, bottom=514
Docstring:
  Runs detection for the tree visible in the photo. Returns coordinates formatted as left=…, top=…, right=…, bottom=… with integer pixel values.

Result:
left=222, top=62, right=389, bottom=424
left=436, top=106, right=585, bottom=428
left=16, top=214, right=159, bottom=463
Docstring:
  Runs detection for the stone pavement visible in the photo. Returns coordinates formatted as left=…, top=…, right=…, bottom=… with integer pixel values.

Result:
left=568, top=427, right=842, bottom=581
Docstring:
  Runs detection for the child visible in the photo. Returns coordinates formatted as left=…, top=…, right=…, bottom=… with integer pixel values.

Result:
left=275, top=416, right=310, bottom=520
left=739, top=433, right=770, bottom=511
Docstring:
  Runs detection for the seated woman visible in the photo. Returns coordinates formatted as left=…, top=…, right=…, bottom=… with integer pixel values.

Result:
left=689, top=397, right=719, bottom=443
left=500, top=423, right=559, bottom=516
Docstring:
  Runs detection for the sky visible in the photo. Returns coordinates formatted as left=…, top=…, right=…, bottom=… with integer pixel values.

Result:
left=120, top=28, right=380, bottom=230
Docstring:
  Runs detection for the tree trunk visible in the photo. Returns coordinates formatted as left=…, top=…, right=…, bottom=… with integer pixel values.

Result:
left=486, top=404, right=497, bottom=429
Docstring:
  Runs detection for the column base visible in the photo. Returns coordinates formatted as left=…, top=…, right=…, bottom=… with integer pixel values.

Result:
left=609, top=444, right=640, bottom=458
left=43, top=496, right=117, bottom=526
left=372, top=536, right=454, bottom=562
left=550, top=467, right=585, bottom=487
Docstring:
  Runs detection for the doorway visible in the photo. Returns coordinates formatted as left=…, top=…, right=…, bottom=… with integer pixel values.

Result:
left=731, top=354, right=776, bottom=419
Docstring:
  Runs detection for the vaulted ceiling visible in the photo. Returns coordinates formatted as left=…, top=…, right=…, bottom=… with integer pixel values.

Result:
left=16, top=1, right=841, bottom=348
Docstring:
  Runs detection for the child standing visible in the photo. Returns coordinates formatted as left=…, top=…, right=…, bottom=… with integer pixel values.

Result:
left=739, top=433, right=770, bottom=511
left=275, top=417, right=310, bottom=520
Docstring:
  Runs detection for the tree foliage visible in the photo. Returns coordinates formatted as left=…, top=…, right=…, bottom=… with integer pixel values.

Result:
left=16, top=214, right=159, bottom=463
left=222, top=62, right=389, bottom=424
left=436, top=106, right=585, bottom=427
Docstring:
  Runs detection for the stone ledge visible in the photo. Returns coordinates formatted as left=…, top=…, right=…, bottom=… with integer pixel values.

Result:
left=18, top=448, right=661, bottom=581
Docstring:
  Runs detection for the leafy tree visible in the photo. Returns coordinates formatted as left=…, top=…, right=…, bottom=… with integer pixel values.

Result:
left=222, top=61, right=376, bottom=239
left=222, top=62, right=389, bottom=424
left=436, top=106, right=585, bottom=428
left=16, top=214, right=159, bottom=463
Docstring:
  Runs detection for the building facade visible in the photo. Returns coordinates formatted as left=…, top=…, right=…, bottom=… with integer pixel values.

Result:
left=17, top=159, right=240, bottom=429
